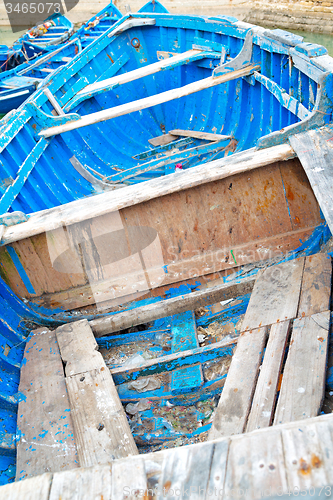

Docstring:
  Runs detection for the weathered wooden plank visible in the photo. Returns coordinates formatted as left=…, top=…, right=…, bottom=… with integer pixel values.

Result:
left=66, top=368, right=138, bottom=467
left=49, top=465, right=112, bottom=500
left=289, top=126, right=333, bottom=235
left=298, top=253, right=332, bottom=317
left=1, top=144, right=296, bottom=245
left=246, top=321, right=290, bottom=432
left=0, top=473, right=52, bottom=500
left=156, top=442, right=215, bottom=500
left=241, top=258, right=305, bottom=331
left=111, top=457, right=147, bottom=500
left=274, top=311, right=330, bottom=425
left=56, top=319, right=105, bottom=376
left=169, top=129, right=231, bottom=142
left=205, top=439, right=230, bottom=500
left=208, top=326, right=268, bottom=440
left=16, top=328, right=78, bottom=481
left=282, top=419, right=333, bottom=491
left=148, top=133, right=179, bottom=146
left=224, top=429, right=288, bottom=500
left=90, top=275, right=255, bottom=336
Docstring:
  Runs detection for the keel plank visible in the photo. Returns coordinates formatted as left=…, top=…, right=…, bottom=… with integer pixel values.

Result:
left=298, top=253, right=332, bottom=318
left=241, top=258, right=305, bottom=331
left=274, top=311, right=330, bottom=425
left=246, top=321, right=290, bottom=432
left=16, top=328, right=78, bottom=481
left=208, top=326, right=268, bottom=440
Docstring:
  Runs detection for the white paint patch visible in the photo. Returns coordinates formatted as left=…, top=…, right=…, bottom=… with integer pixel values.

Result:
left=297, top=387, right=305, bottom=393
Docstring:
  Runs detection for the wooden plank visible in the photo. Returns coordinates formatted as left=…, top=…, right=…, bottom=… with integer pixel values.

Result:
left=282, top=419, right=333, bottom=491
left=274, top=311, right=330, bottom=425
left=156, top=442, right=215, bottom=500
left=289, top=126, right=333, bottom=235
left=90, top=275, right=255, bottom=336
left=148, top=133, right=179, bottom=146
left=49, top=465, right=112, bottom=500
left=39, top=63, right=260, bottom=137
left=224, top=429, right=288, bottom=500
left=170, top=311, right=203, bottom=393
left=56, top=319, right=105, bottom=376
left=169, top=129, right=231, bottom=142
left=246, top=321, right=290, bottom=432
left=0, top=473, right=52, bottom=500
left=205, top=439, right=230, bottom=500
left=1, top=144, right=296, bottom=245
left=16, top=328, right=78, bottom=481
left=298, top=253, right=332, bottom=317
left=66, top=368, right=138, bottom=467
left=111, top=457, right=147, bottom=500
left=241, top=258, right=305, bottom=332
left=208, top=326, right=268, bottom=440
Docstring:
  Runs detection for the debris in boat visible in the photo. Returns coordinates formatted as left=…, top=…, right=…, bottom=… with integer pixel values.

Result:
left=203, top=356, right=232, bottom=381
left=195, top=307, right=208, bottom=318
left=128, top=377, right=161, bottom=393
left=126, top=399, right=151, bottom=415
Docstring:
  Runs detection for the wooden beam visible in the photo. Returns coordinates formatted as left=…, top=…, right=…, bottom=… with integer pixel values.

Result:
left=16, top=328, right=78, bottom=481
left=2, top=143, right=296, bottom=245
left=169, top=129, right=231, bottom=142
left=89, top=274, right=255, bottom=337
left=55, top=320, right=138, bottom=466
left=39, top=64, right=260, bottom=137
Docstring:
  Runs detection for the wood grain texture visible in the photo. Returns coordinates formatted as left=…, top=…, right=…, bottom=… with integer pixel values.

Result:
left=0, top=473, right=52, bottom=500
left=298, top=253, right=332, bottom=317
left=168, top=129, right=230, bottom=142
left=66, top=368, right=138, bottom=467
left=49, top=465, right=112, bottom=500
left=282, top=420, right=333, bottom=491
left=16, top=328, right=78, bottom=481
left=56, top=319, right=105, bottom=376
left=2, top=144, right=296, bottom=245
left=205, top=439, right=230, bottom=500
left=224, top=429, right=288, bottom=500
left=274, top=311, right=330, bottom=425
left=241, top=258, right=305, bottom=331
left=289, top=126, right=333, bottom=235
left=246, top=321, right=290, bottom=432
left=208, top=326, right=268, bottom=440
left=90, top=275, right=255, bottom=336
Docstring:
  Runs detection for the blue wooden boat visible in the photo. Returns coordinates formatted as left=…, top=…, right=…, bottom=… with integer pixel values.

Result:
left=0, top=39, right=81, bottom=114
left=0, top=5, right=332, bottom=490
left=20, top=14, right=74, bottom=59
left=0, top=3, right=122, bottom=114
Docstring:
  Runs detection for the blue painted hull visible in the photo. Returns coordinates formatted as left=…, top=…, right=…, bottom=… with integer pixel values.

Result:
left=0, top=12, right=333, bottom=215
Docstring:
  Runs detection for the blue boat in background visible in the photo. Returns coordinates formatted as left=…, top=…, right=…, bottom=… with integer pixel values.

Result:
left=0, top=3, right=332, bottom=489
left=0, top=2, right=122, bottom=114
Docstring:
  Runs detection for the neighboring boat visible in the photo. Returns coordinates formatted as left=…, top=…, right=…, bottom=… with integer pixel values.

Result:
left=0, top=3, right=122, bottom=114
left=0, top=39, right=81, bottom=114
left=20, top=14, right=74, bottom=59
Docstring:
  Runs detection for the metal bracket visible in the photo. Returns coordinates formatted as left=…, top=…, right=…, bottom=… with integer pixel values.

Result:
left=213, top=29, right=255, bottom=77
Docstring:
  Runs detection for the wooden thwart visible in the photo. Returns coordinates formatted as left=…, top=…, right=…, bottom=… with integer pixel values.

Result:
left=16, top=328, right=78, bottom=481
left=56, top=319, right=138, bottom=467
